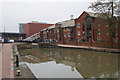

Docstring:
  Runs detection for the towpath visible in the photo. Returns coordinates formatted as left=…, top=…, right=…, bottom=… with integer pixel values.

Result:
left=0, top=44, right=2, bottom=80
left=57, top=44, right=120, bottom=53
left=2, top=44, right=14, bottom=79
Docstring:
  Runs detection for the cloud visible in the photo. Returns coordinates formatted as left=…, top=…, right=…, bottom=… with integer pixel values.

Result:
left=2, top=1, right=91, bottom=32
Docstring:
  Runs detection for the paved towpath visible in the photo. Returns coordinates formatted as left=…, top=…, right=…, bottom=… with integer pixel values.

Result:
left=0, top=44, right=2, bottom=80
left=57, top=44, right=120, bottom=53
left=2, top=44, right=14, bottom=79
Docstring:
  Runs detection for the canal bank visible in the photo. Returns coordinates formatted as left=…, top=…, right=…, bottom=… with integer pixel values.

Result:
left=12, top=44, right=36, bottom=79
left=57, top=44, right=120, bottom=53
left=17, top=43, right=120, bottom=78
left=38, top=42, right=120, bottom=53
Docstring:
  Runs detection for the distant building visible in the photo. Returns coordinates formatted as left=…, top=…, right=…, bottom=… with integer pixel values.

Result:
left=0, top=32, right=26, bottom=43
left=24, top=23, right=53, bottom=37
left=19, top=23, right=25, bottom=33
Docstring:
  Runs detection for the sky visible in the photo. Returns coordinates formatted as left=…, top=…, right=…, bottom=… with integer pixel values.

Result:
left=0, top=0, right=98, bottom=33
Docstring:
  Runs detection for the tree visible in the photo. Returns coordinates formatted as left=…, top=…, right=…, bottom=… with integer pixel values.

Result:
left=88, top=0, right=119, bottom=48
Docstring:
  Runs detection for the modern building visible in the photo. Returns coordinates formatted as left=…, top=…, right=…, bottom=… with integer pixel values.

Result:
left=40, top=24, right=56, bottom=42
left=56, top=19, right=75, bottom=45
left=75, top=11, right=119, bottom=48
left=39, top=11, right=119, bottom=48
left=75, top=11, right=98, bottom=46
left=19, top=23, right=26, bottom=33
left=40, top=19, right=75, bottom=44
left=24, top=22, right=53, bottom=37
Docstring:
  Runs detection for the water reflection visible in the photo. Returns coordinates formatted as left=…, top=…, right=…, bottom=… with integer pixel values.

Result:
left=26, top=61, right=82, bottom=78
left=18, top=46, right=120, bottom=78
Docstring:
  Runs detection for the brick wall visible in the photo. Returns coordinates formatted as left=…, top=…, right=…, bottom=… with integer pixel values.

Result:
left=24, top=23, right=53, bottom=37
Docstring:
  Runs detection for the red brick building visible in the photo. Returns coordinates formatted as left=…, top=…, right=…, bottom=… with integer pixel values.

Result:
left=55, top=20, right=75, bottom=45
left=24, top=22, right=53, bottom=37
left=75, top=11, right=97, bottom=46
left=39, top=11, right=119, bottom=48
left=40, top=20, right=76, bottom=44
left=40, top=24, right=56, bottom=42
left=75, top=11, right=119, bottom=48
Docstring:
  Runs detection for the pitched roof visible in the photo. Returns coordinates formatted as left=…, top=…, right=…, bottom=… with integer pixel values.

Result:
left=41, top=24, right=55, bottom=32
left=85, top=11, right=98, bottom=17
left=57, top=19, right=75, bottom=28
left=47, top=24, right=55, bottom=30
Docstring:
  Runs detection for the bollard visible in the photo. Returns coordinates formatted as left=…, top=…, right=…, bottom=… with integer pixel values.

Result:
left=16, top=69, right=21, bottom=76
left=16, top=55, right=19, bottom=67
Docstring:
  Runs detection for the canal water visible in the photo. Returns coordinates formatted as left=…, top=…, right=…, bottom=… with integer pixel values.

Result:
left=18, top=45, right=120, bottom=78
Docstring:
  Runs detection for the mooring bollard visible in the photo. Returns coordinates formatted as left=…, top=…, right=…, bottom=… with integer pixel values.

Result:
left=16, top=69, right=21, bottom=76
left=16, top=55, right=19, bottom=67
left=16, top=51, right=19, bottom=67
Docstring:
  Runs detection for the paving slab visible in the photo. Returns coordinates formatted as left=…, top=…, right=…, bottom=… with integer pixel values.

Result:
left=2, top=44, right=14, bottom=78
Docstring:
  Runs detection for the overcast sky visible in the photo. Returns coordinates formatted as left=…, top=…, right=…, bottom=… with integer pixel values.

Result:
left=0, top=0, right=97, bottom=33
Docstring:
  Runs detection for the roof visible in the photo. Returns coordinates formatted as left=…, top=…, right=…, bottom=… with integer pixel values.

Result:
left=40, top=24, right=55, bottom=32
left=85, top=11, right=98, bottom=17
left=40, top=19, right=75, bottom=32
left=85, top=11, right=112, bottom=19
left=47, top=24, right=55, bottom=30
left=41, top=28, right=47, bottom=31
left=57, top=19, right=75, bottom=28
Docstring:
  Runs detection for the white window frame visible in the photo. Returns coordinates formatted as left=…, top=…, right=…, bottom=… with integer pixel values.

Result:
left=77, top=23, right=80, bottom=28
left=106, top=25, right=108, bottom=27
left=64, top=33, right=67, bottom=37
left=78, top=31, right=80, bottom=36
left=68, top=33, right=70, bottom=37
left=78, top=38, right=81, bottom=42
left=68, top=28, right=70, bottom=31
left=64, top=28, right=67, bottom=31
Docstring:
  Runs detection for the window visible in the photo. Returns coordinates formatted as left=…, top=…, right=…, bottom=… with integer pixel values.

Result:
left=78, top=31, right=80, bottom=36
left=82, top=39, right=86, bottom=42
left=82, top=23, right=85, bottom=37
left=64, top=28, right=67, bottom=31
left=64, top=33, right=67, bottom=37
left=116, top=32, right=118, bottom=35
left=106, top=25, right=108, bottom=27
left=98, top=23, right=100, bottom=27
left=83, top=31, right=85, bottom=37
left=106, top=32, right=108, bottom=35
left=97, top=38, right=102, bottom=41
left=68, top=33, right=70, bottom=37
left=82, top=23, right=85, bottom=31
left=98, top=29, right=100, bottom=35
left=68, top=28, right=70, bottom=31
left=77, top=23, right=80, bottom=28
left=78, top=38, right=81, bottom=42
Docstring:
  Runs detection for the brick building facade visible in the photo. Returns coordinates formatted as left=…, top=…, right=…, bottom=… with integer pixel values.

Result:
left=39, top=11, right=119, bottom=48
left=24, top=23, right=53, bottom=37
left=75, top=11, right=119, bottom=48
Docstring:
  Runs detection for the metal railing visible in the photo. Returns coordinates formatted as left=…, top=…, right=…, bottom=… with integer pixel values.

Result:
left=23, top=32, right=40, bottom=42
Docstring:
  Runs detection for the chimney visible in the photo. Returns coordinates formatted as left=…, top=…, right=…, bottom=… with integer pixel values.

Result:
left=70, top=15, right=74, bottom=20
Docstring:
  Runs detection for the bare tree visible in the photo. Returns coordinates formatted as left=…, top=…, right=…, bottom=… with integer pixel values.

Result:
left=88, top=0, right=119, bottom=48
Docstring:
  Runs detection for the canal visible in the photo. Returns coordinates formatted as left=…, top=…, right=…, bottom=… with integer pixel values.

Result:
left=18, top=44, right=120, bottom=78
